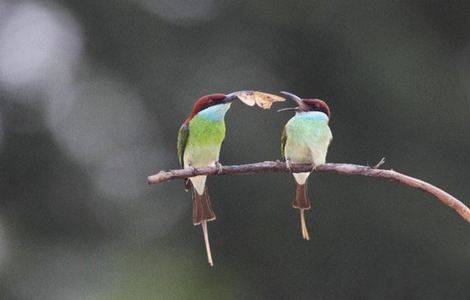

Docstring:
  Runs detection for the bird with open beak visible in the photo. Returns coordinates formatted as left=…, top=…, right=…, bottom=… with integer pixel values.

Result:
left=279, top=91, right=333, bottom=240
left=177, top=91, right=284, bottom=266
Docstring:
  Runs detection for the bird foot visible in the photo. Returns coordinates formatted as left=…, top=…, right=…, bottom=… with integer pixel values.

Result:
left=215, top=161, right=223, bottom=174
left=189, top=166, right=198, bottom=176
left=286, top=159, right=293, bottom=173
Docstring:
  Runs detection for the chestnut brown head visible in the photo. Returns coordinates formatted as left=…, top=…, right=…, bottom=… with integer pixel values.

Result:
left=278, top=91, right=331, bottom=118
left=192, top=94, right=229, bottom=113
left=183, top=93, right=233, bottom=124
left=301, top=99, right=330, bottom=117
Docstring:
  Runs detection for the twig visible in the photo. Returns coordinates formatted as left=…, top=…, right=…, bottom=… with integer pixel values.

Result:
left=148, top=161, right=470, bottom=224
left=373, top=157, right=386, bottom=169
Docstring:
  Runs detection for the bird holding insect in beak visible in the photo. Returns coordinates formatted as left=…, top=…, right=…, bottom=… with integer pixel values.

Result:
left=177, top=91, right=284, bottom=266
left=279, top=91, right=333, bottom=240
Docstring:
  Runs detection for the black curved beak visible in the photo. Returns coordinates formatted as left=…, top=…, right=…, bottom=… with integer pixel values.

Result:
left=277, top=91, right=302, bottom=112
left=223, top=90, right=254, bottom=103
left=280, top=91, right=302, bottom=105
left=223, top=95, right=237, bottom=103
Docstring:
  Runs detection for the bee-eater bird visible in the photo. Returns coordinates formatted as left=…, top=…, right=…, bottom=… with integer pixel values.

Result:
left=279, top=91, right=333, bottom=240
left=177, top=91, right=281, bottom=266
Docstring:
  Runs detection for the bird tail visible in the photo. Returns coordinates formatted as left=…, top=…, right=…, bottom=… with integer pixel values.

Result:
left=191, top=184, right=216, bottom=266
left=191, top=185, right=216, bottom=225
left=293, top=182, right=311, bottom=240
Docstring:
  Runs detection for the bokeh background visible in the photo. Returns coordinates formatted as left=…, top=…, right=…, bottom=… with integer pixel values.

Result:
left=0, top=0, right=469, bottom=299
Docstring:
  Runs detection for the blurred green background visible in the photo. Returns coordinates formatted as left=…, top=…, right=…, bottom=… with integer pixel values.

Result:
left=0, top=0, right=469, bottom=299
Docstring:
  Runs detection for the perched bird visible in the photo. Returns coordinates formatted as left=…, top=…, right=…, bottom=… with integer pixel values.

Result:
left=279, top=91, right=333, bottom=240
left=178, top=91, right=283, bottom=266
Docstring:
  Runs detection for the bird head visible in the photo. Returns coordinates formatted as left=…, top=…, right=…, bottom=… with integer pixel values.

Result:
left=183, top=93, right=239, bottom=124
left=277, top=91, right=331, bottom=118
left=192, top=93, right=234, bottom=112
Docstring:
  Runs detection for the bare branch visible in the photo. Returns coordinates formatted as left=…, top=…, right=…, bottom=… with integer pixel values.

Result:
left=147, top=161, right=470, bottom=224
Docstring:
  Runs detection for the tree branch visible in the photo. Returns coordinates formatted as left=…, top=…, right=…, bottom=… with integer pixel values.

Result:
left=147, top=160, right=470, bottom=224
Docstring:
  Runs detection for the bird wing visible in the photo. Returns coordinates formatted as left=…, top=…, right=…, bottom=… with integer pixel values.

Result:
left=177, top=124, right=189, bottom=167
left=234, top=91, right=285, bottom=109
left=281, top=126, right=287, bottom=160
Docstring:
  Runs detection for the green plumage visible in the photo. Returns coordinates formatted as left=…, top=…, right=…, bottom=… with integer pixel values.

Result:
left=180, top=115, right=226, bottom=168
left=281, top=127, right=287, bottom=160
left=177, top=103, right=230, bottom=196
left=282, top=112, right=332, bottom=166
left=177, top=124, right=189, bottom=167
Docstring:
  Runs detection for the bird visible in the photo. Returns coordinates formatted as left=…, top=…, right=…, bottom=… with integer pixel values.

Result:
left=279, top=91, right=333, bottom=240
left=177, top=91, right=283, bottom=266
